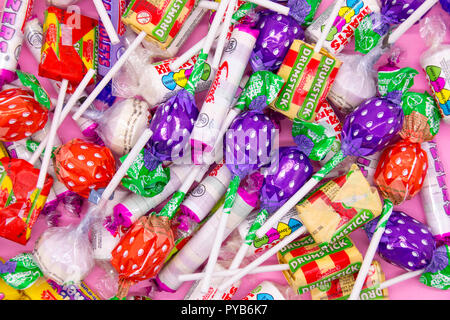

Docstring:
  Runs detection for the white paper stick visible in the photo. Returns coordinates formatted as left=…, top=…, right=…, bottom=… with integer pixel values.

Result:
left=101, top=128, right=153, bottom=201
left=388, top=0, right=439, bottom=45
left=218, top=226, right=307, bottom=292
left=179, top=165, right=205, bottom=194
left=256, top=177, right=319, bottom=238
left=314, top=0, right=345, bottom=53
left=228, top=242, right=250, bottom=270
left=242, top=0, right=289, bottom=15
left=198, top=0, right=220, bottom=10
left=178, top=263, right=290, bottom=282
left=201, top=0, right=231, bottom=56
left=29, top=69, right=96, bottom=166
left=378, top=269, right=424, bottom=290
left=72, top=31, right=147, bottom=121
left=36, top=79, right=68, bottom=189
left=93, top=0, right=121, bottom=45
left=212, top=0, right=238, bottom=69
left=349, top=202, right=394, bottom=300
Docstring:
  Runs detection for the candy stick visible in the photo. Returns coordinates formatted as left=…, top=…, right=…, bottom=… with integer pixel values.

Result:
left=314, top=0, right=345, bottom=53
left=198, top=0, right=220, bottom=10
left=93, top=0, right=121, bottom=45
left=386, top=0, right=439, bottom=45
left=35, top=79, right=68, bottom=189
left=348, top=199, right=394, bottom=300
left=212, top=0, right=238, bottom=69
left=178, top=263, right=290, bottom=282
left=72, top=31, right=147, bottom=121
left=378, top=269, right=425, bottom=290
left=218, top=226, right=308, bottom=292
left=28, top=69, right=96, bottom=166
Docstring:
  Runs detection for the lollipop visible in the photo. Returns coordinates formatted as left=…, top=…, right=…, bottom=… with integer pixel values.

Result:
left=250, top=0, right=322, bottom=72
left=227, top=146, right=313, bottom=270
left=200, top=104, right=277, bottom=293
left=93, top=0, right=121, bottom=46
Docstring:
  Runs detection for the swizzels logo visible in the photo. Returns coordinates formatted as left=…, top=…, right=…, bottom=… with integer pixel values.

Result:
left=205, top=61, right=229, bottom=104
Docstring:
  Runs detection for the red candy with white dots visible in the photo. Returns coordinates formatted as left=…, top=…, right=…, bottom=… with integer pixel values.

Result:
left=374, top=139, right=428, bottom=205
left=0, top=88, right=48, bottom=142
left=53, top=138, right=116, bottom=198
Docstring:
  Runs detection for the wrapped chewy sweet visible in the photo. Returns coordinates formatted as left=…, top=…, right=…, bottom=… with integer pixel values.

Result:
left=419, top=15, right=450, bottom=123
left=310, top=260, right=388, bottom=300
left=364, top=210, right=436, bottom=271
left=250, top=0, right=315, bottom=72
left=296, top=164, right=383, bottom=246
left=53, top=139, right=116, bottom=198
left=0, top=88, right=49, bottom=142
left=0, top=158, right=53, bottom=244
left=270, top=39, right=342, bottom=121
left=39, top=6, right=98, bottom=86
left=277, top=235, right=363, bottom=294
left=354, top=0, right=426, bottom=54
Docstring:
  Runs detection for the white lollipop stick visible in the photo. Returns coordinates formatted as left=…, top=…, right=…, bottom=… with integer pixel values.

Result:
left=93, top=0, right=121, bottom=45
left=212, top=0, right=238, bottom=69
left=178, top=263, right=290, bottom=282
left=72, top=31, right=147, bottom=121
left=218, top=226, right=308, bottom=292
left=201, top=0, right=231, bottom=56
left=36, top=79, right=68, bottom=189
left=228, top=241, right=250, bottom=270
left=100, top=128, right=154, bottom=202
left=378, top=269, right=425, bottom=290
left=242, top=0, right=289, bottom=15
left=29, top=69, right=96, bottom=166
left=349, top=200, right=394, bottom=300
left=387, top=0, right=439, bottom=45
left=198, top=0, right=220, bottom=10
left=314, top=0, right=345, bottom=53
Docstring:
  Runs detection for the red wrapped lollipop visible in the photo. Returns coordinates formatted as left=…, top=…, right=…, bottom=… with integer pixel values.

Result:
left=0, top=88, right=48, bottom=142
left=53, top=138, right=116, bottom=198
left=374, top=89, right=441, bottom=205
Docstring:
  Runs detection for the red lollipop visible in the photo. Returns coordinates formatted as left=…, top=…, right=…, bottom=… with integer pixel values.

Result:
left=53, top=138, right=116, bottom=198
left=0, top=88, right=48, bottom=142
left=374, top=139, right=428, bottom=205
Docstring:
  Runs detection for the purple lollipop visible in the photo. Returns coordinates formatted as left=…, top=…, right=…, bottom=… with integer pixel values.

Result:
left=250, top=12, right=305, bottom=72
left=260, top=146, right=313, bottom=214
left=341, top=95, right=404, bottom=157
left=365, top=210, right=436, bottom=271
left=143, top=90, right=199, bottom=171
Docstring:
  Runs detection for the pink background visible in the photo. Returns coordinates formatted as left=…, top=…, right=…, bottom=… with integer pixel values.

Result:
left=1, top=0, right=450, bottom=300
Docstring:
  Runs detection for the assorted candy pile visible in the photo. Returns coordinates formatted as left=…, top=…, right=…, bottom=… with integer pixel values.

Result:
left=0, top=0, right=449, bottom=301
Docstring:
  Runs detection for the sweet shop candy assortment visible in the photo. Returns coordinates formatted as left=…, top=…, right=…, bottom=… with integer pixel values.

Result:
left=0, top=0, right=449, bottom=301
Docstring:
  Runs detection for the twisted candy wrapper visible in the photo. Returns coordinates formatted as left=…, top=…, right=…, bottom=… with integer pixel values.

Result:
left=354, top=0, right=426, bottom=54
left=53, top=139, right=116, bottom=198
left=0, top=88, right=48, bottom=142
left=364, top=210, right=436, bottom=271
left=120, top=150, right=170, bottom=198
left=374, top=139, right=428, bottom=205
left=420, top=244, right=450, bottom=290
left=260, top=146, right=313, bottom=214
left=0, top=158, right=53, bottom=244
left=292, top=119, right=336, bottom=161
left=144, top=90, right=198, bottom=171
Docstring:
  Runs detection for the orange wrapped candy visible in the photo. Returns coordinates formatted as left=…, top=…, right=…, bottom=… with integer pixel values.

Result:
left=53, top=139, right=116, bottom=198
left=0, top=88, right=48, bottom=142
left=374, top=139, right=428, bottom=205
left=0, top=158, right=53, bottom=244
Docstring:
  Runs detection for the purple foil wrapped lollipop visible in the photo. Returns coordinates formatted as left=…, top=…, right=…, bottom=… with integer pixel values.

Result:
left=340, top=95, right=404, bottom=157
left=260, top=146, right=313, bottom=214
left=143, top=90, right=199, bottom=171
left=365, top=210, right=436, bottom=271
